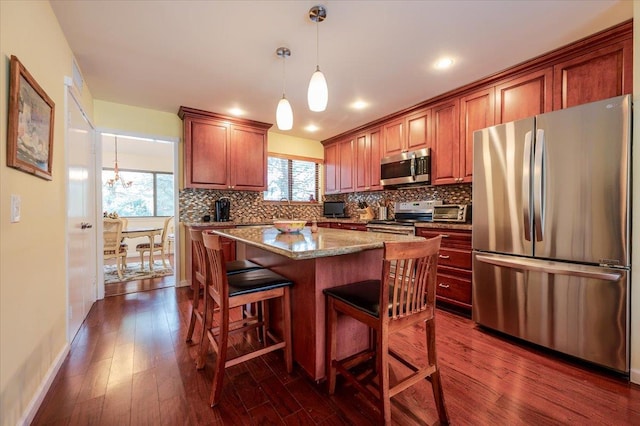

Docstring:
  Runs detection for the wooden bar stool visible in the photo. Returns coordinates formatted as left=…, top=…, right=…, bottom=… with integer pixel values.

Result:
left=185, top=229, right=262, bottom=343
left=324, top=236, right=449, bottom=425
left=197, top=232, right=293, bottom=407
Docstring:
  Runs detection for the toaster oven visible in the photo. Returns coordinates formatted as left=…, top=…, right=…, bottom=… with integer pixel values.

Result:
left=432, top=204, right=470, bottom=222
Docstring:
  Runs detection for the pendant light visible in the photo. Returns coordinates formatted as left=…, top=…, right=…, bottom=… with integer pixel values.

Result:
left=105, top=136, right=132, bottom=189
left=307, top=5, right=328, bottom=112
left=275, top=47, right=293, bottom=131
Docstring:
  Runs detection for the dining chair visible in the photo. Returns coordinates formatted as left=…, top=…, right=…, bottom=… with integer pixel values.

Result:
left=197, top=231, right=293, bottom=407
left=103, top=218, right=127, bottom=280
left=136, top=216, right=173, bottom=269
left=119, top=217, right=129, bottom=268
left=324, top=236, right=449, bottom=425
left=185, top=228, right=263, bottom=343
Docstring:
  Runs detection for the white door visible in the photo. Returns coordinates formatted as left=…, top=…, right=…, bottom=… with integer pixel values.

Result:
left=66, top=86, right=97, bottom=341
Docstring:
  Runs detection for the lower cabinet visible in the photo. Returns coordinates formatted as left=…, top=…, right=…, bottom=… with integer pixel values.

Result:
left=416, top=227, right=472, bottom=313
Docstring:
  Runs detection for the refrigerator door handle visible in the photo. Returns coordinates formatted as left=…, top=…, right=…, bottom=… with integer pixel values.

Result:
left=533, top=129, right=545, bottom=241
left=475, top=253, right=622, bottom=281
left=522, top=131, right=533, bottom=242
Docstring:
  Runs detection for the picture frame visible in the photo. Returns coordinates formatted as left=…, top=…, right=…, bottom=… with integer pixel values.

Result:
left=7, top=55, right=55, bottom=180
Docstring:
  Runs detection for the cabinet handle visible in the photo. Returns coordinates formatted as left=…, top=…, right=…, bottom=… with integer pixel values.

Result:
left=441, top=234, right=450, bottom=238
left=439, top=255, right=450, bottom=259
left=438, top=283, right=450, bottom=289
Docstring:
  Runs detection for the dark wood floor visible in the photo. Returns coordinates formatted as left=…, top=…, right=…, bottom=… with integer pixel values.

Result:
left=33, top=286, right=640, bottom=425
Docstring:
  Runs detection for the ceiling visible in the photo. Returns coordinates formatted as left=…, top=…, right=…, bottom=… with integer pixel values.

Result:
left=50, top=1, right=632, bottom=142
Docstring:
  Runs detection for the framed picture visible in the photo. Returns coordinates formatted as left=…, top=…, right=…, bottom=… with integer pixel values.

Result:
left=7, top=55, right=55, bottom=180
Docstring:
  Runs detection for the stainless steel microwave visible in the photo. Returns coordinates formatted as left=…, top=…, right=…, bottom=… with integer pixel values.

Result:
left=380, top=148, right=431, bottom=187
left=432, top=204, right=471, bottom=222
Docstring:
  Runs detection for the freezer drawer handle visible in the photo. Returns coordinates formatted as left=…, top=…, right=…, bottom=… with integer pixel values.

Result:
left=475, top=253, right=622, bottom=281
left=438, top=283, right=450, bottom=289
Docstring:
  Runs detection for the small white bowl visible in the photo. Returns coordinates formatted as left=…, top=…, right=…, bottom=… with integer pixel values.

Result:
left=273, top=220, right=306, bottom=233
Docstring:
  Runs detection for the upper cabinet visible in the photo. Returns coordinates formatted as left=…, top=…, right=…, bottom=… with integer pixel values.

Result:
left=460, top=88, right=495, bottom=182
left=495, top=68, right=552, bottom=124
left=179, top=107, right=272, bottom=191
left=322, top=20, right=631, bottom=190
left=431, top=99, right=460, bottom=185
left=382, top=109, right=430, bottom=158
left=355, top=127, right=383, bottom=192
left=553, top=39, right=632, bottom=110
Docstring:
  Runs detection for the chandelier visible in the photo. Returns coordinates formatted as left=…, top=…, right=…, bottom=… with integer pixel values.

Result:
left=105, top=136, right=132, bottom=188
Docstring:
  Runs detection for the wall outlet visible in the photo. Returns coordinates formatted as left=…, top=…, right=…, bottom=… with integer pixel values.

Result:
left=10, top=194, right=21, bottom=223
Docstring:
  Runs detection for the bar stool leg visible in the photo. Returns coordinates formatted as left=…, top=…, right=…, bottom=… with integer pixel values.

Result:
left=326, top=297, right=338, bottom=394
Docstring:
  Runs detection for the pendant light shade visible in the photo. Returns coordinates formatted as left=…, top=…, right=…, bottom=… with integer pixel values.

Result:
left=308, top=5, right=328, bottom=112
left=275, top=47, right=293, bottom=131
left=308, top=67, right=328, bottom=112
left=276, top=96, right=293, bottom=130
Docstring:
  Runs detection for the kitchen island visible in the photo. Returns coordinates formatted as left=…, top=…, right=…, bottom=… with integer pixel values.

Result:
left=210, top=226, right=423, bottom=380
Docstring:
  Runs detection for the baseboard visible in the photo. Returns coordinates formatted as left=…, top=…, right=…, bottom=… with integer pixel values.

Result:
left=630, top=366, right=640, bottom=385
left=19, top=343, right=70, bottom=425
left=178, top=279, right=189, bottom=288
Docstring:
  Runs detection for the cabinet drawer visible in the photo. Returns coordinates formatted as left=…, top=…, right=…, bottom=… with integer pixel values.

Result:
left=435, top=272, right=471, bottom=304
left=417, top=229, right=471, bottom=249
left=333, top=222, right=367, bottom=231
left=438, top=247, right=471, bottom=269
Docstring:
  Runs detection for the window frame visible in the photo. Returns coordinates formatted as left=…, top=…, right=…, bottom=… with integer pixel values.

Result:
left=264, top=153, right=323, bottom=204
left=102, top=167, right=175, bottom=218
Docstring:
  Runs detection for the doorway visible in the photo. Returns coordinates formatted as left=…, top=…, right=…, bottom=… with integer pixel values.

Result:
left=99, top=132, right=178, bottom=297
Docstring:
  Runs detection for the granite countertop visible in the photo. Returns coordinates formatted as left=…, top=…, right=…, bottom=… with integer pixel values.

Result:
left=208, top=226, right=423, bottom=260
left=183, top=217, right=369, bottom=228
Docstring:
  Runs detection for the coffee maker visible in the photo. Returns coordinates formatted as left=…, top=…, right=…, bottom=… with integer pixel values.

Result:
left=214, top=197, right=231, bottom=222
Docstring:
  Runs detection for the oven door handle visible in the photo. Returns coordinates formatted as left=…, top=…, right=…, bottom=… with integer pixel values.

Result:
left=367, top=227, right=414, bottom=236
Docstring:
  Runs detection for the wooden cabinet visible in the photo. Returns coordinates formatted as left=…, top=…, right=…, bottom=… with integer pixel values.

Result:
left=416, top=227, right=472, bottom=313
left=324, top=143, right=339, bottom=194
left=355, top=127, right=383, bottom=192
left=495, top=68, right=552, bottom=124
left=382, top=110, right=430, bottom=158
left=460, top=88, right=495, bottom=182
left=553, top=39, right=632, bottom=110
left=179, top=106, right=272, bottom=190
left=331, top=222, right=367, bottom=231
left=338, top=137, right=355, bottom=193
left=431, top=99, right=460, bottom=185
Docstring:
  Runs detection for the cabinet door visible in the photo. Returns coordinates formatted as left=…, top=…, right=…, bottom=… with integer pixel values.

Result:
left=324, top=143, right=339, bottom=194
left=230, top=125, right=267, bottom=191
left=553, top=39, right=632, bottom=109
left=406, top=109, right=430, bottom=151
left=369, top=127, right=383, bottom=191
left=431, top=99, right=460, bottom=185
left=382, top=117, right=404, bottom=157
left=495, top=68, right=552, bottom=124
left=338, top=138, right=355, bottom=193
left=355, top=133, right=370, bottom=192
left=186, top=118, right=229, bottom=188
left=460, top=88, right=494, bottom=183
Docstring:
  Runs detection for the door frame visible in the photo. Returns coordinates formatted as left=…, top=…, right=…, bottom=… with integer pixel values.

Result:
left=95, top=128, right=181, bottom=298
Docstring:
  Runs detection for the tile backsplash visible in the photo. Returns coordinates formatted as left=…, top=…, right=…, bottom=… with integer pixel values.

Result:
left=179, top=184, right=471, bottom=223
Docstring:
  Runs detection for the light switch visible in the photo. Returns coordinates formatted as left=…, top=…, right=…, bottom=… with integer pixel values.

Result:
left=10, top=194, right=21, bottom=223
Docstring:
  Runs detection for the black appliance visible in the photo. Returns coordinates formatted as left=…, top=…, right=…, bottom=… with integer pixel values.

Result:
left=214, top=197, right=231, bottom=221
left=323, top=201, right=346, bottom=218
left=380, top=148, right=431, bottom=187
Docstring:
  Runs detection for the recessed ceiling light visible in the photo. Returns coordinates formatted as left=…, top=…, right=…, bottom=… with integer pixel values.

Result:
left=434, top=57, right=455, bottom=70
left=351, top=100, right=368, bottom=110
left=228, top=107, right=245, bottom=116
left=305, top=124, right=319, bottom=132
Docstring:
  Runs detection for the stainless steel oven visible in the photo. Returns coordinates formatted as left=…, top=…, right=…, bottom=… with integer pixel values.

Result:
left=366, top=200, right=442, bottom=235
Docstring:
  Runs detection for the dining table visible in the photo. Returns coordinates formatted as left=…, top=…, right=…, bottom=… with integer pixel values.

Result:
left=121, top=226, right=163, bottom=270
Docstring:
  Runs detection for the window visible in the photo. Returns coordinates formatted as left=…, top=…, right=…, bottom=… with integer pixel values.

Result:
left=264, top=154, right=320, bottom=202
left=102, top=169, right=174, bottom=217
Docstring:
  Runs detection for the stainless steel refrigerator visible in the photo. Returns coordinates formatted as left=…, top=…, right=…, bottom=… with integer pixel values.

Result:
left=472, top=95, right=631, bottom=373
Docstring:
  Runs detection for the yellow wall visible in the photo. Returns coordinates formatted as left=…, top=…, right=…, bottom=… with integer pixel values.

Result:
left=0, top=1, right=93, bottom=424
left=268, top=131, right=324, bottom=159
